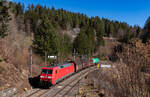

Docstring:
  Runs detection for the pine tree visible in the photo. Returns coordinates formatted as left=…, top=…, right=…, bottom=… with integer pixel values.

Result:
left=86, top=26, right=95, bottom=55
left=109, top=23, right=115, bottom=37
left=74, top=27, right=89, bottom=55
left=60, top=33, right=72, bottom=59
left=33, top=15, right=60, bottom=57
left=15, top=2, right=24, bottom=16
left=136, top=26, right=141, bottom=37
left=142, top=17, right=150, bottom=42
left=74, top=26, right=95, bottom=55
left=0, top=0, right=10, bottom=38
left=120, top=28, right=134, bottom=43
left=94, top=18, right=105, bottom=46
left=100, top=19, right=105, bottom=36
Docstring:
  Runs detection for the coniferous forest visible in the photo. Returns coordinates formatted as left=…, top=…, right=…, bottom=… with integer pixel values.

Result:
left=6, top=2, right=145, bottom=60
left=1, top=1, right=150, bottom=61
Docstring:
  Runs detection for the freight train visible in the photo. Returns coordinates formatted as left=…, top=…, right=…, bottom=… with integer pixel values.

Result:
left=40, top=58, right=100, bottom=86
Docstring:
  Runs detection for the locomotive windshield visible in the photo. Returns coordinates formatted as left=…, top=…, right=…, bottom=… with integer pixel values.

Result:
left=42, top=69, right=47, bottom=74
left=41, top=69, right=53, bottom=74
left=48, top=70, right=53, bottom=74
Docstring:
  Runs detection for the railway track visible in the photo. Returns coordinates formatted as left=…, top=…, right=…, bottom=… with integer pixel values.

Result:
left=62, top=67, right=97, bottom=97
left=61, top=76, right=83, bottom=97
left=20, top=66, right=97, bottom=97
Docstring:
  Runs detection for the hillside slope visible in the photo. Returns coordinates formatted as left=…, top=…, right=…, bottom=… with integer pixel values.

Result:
left=0, top=12, right=42, bottom=94
left=81, top=40, right=150, bottom=97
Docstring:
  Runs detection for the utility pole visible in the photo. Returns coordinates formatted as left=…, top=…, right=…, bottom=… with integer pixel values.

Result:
left=45, top=52, right=47, bottom=66
left=73, top=48, right=76, bottom=61
left=30, top=46, right=32, bottom=78
left=73, top=48, right=78, bottom=61
left=44, top=30, right=47, bottom=67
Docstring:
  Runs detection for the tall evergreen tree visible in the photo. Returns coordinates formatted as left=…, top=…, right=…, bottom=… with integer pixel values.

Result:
left=74, top=27, right=88, bottom=55
left=142, top=17, right=150, bottom=42
left=100, top=19, right=105, bottom=36
left=0, top=0, right=10, bottom=38
left=33, top=15, right=60, bottom=57
left=60, top=33, right=72, bottom=59
left=74, top=26, right=95, bottom=55
left=136, top=26, right=141, bottom=37
left=109, top=23, right=115, bottom=37
left=86, top=26, right=95, bottom=55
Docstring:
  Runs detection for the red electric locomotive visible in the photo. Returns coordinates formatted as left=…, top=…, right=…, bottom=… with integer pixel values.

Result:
left=40, top=58, right=98, bottom=87
left=40, top=62, right=75, bottom=86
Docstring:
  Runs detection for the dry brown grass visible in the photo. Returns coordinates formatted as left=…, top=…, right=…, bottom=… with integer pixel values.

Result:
left=86, top=63, right=150, bottom=97
left=86, top=39, right=150, bottom=97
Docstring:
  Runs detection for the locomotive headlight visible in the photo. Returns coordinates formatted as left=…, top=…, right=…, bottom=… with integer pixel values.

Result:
left=48, top=76, right=52, bottom=79
left=40, top=76, right=44, bottom=78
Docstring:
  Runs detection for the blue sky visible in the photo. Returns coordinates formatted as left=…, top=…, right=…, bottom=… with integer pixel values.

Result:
left=11, top=0, right=150, bottom=27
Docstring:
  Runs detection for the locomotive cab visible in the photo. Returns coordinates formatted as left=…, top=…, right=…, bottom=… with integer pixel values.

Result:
left=40, top=61, right=76, bottom=87
left=40, top=67, right=53, bottom=86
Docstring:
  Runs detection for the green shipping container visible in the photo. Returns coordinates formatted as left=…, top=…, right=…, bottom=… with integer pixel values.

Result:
left=92, top=58, right=100, bottom=64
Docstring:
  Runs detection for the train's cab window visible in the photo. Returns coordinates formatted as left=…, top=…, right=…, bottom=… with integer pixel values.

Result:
left=55, top=70, right=57, bottom=74
left=48, top=70, right=53, bottom=74
left=42, top=69, right=47, bottom=74
left=60, top=66, right=64, bottom=68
